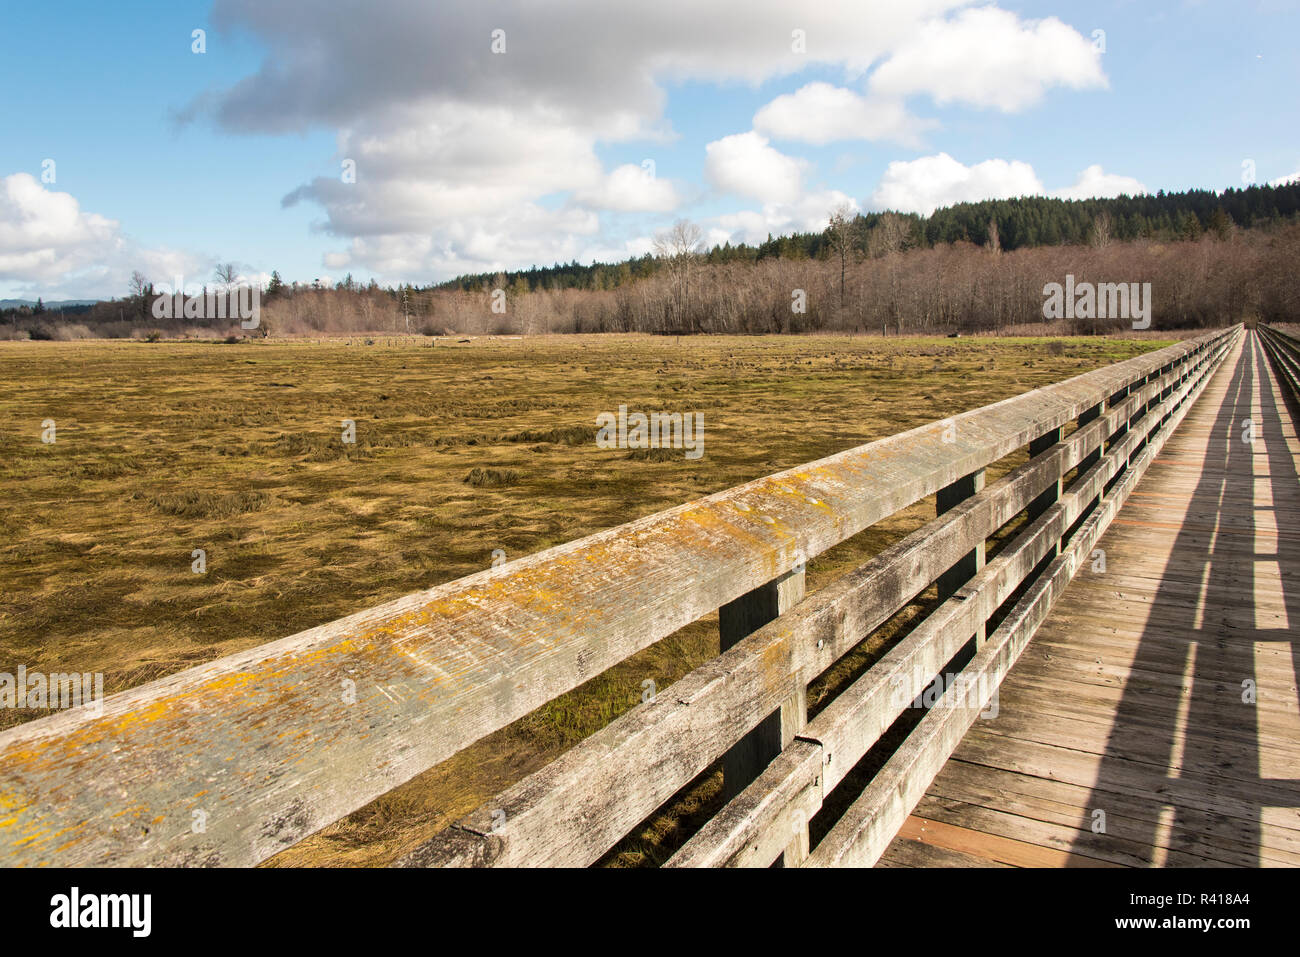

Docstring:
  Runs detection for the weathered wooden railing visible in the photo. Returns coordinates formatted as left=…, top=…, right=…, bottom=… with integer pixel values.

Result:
left=0, top=326, right=1239, bottom=867
left=1259, top=323, right=1300, bottom=399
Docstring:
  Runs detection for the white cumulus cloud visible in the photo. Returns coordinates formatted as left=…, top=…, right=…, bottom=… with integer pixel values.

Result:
left=1051, top=164, right=1146, bottom=200
left=192, top=0, right=974, bottom=278
left=0, top=173, right=199, bottom=299
left=868, top=153, right=1043, bottom=215
left=704, top=132, right=806, bottom=205
left=869, top=7, right=1107, bottom=112
left=753, top=83, right=934, bottom=147
left=575, top=163, right=679, bottom=212
left=867, top=154, right=1145, bottom=216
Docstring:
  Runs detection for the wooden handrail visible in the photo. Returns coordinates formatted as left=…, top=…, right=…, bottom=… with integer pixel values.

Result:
left=0, top=326, right=1238, bottom=867
left=673, top=331, right=1230, bottom=866
left=1259, top=324, right=1300, bottom=397
left=404, top=327, right=1236, bottom=867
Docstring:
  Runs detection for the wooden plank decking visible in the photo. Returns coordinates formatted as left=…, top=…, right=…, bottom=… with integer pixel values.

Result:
left=882, top=330, right=1300, bottom=868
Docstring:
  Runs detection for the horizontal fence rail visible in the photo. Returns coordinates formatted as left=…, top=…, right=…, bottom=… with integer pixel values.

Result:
left=676, top=335, right=1228, bottom=867
left=404, top=325, right=1238, bottom=868
left=1259, top=324, right=1300, bottom=399
left=0, top=326, right=1239, bottom=867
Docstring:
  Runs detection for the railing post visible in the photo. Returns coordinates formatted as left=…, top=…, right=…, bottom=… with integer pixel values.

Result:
left=1127, top=372, right=1153, bottom=465
left=1151, top=362, right=1172, bottom=431
left=936, top=469, right=986, bottom=649
left=1066, top=401, right=1105, bottom=542
left=1108, top=384, right=1130, bottom=440
left=1104, top=383, right=1131, bottom=496
left=1161, top=360, right=1178, bottom=424
left=1027, top=427, right=1064, bottom=559
left=1136, top=362, right=1171, bottom=447
left=1077, top=401, right=1104, bottom=474
left=718, top=564, right=807, bottom=864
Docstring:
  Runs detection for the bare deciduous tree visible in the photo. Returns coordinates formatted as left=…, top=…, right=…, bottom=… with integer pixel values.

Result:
left=653, top=218, right=703, bottom=331
left=1090, top=211, right=1112, bottom=249
left=868, top=213, right=912, bottom=335
left=868, top=212, right=910, bottom=259
left=127, top=270, right=151, bottom=318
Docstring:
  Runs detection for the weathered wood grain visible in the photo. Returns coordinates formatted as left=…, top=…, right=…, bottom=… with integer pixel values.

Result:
left=719, top=567, right=808, bottom=865
left=400, top=437, right=1082, bottom=867
left=665, top=336, right=1232, bottom=867
left=400, top=359, right=1209, bottom=869
left=806, top=408, right=1182, bottom=868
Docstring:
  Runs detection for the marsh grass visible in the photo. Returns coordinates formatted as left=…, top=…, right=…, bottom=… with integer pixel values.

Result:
left=463, top=466, right=521, bottom=488
left=626, top=447, right=682, bottom=462
left=145, top=489, right=275, bottom=518
left=500, top=424, right=592, bottom=445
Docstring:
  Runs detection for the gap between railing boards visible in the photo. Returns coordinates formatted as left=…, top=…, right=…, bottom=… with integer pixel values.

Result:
left=398, top=327, right=1237, bottom=868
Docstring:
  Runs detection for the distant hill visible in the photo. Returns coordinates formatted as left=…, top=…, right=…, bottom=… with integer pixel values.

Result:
left=0, top=299, right=100, bottom=310
left=437, top=180, right=1300, bottom=293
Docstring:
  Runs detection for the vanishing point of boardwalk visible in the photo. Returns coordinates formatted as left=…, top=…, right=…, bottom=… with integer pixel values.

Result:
left=886, top=330, right=1300, bottom=868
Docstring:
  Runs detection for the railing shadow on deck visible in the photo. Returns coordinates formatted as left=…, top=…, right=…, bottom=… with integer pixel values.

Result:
left=1067, top=330, right=1300, bottom=867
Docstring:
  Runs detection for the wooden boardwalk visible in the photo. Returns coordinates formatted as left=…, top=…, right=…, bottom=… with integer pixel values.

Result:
left=883, top=330, right=1300, bottom=868
left=0, top=326, right=1267, bottom=869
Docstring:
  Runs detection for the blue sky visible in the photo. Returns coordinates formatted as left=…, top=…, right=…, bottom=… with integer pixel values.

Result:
left=1, top=0, right=1297, bottom=300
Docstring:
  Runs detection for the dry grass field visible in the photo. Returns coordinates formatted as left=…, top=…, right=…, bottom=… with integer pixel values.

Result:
left=0, top=332, right=1168, bottom=865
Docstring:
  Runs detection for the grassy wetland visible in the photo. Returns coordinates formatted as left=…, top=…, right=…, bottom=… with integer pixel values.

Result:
left=0, top=332, right=1168, bottom=865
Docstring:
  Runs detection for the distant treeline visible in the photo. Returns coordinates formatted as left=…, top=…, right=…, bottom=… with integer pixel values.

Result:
left=3, top=181, right=1298, bottom=340
left=436, top=181, right=1300, bottom=293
